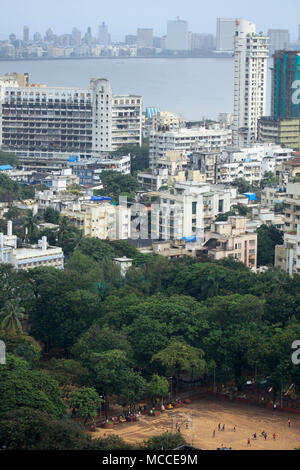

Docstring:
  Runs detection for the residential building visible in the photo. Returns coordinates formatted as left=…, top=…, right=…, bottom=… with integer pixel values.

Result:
left=277, top=157, right=300, bottom=182
left=23, top=26, right=29, bottom=44
left=35, top=189, right=90, bottom=212
left=69, top=154, right=131, bottom=185
left=112, top=95, right=142, bottom=148
left=258, top=117, right=300, bottom=151
left=149, top=128, right=232, bottom=169
left=189, top=152, right=220, bottom=185
left=271, top=51, right=300, bottom=121
left=233, top=19, right=269, bottom=147
left=261, top=186, right=287, bottom=209
left=190, top=33, right=215, bottom=51
left=0, top=75, right=142, bottom=160
left=217, top=144, right=293, bottom=184
left=165, top=18, right=189, bottom=51
left=216, top=18, right=236, bottom=52
left=151, top=181, right=231, bottom=243
left=202, top=216, right=257, bottom=269
left=138, top=150, right=202, bottom=191
left=137, top=29, right=153, bottom=48
left=144, top=109, right=186, bottom=137
left=275, top=225, right=300, bottom=274
left=246, top=207, right=285, bottom=232
left=60, top=199, right=131, bottom=240
left=282, top=182, right=300, bottom=232
left=267, top=29, right=290, bottom=56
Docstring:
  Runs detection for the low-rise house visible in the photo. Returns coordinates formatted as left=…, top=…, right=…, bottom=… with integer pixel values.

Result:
left=202, top=216, right=257, bottom=269
left=0, top=221, right=64, bottom=270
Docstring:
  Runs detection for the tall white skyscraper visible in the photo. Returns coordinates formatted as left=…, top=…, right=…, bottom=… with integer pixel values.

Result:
left=233, top=19, right=269, bottom=147
left=165, top=18, right=189, bottom=51
left=216, top=18, right=236, bottom=52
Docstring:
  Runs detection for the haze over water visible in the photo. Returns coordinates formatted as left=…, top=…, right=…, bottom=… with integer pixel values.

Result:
left=0, top=57, right=271, bottom=121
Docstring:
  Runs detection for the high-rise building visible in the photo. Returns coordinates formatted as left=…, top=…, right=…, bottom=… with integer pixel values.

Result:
left=258, top=50, right=300, bottom=150
left=271, top=50, right=300, bottom=121
left=268, top=29, right=289, bottom=55
left=98, top=22, right=110, bottom=46
left=191, top=33, right=215, bottom=51
left=216, top=18, right=235, bottom=52
left=125, top=35, right=137, bottom=45
left=0, top=76, right=142, bottom=160
left=23, top=26, right=29, bottom=43
left=72, top=28, right=81, bottom=47
left=165, top=18, right=189, bottom=51
left=233, top=19, right=269, bottom=147
left=33, top=32, right=42, bottom=43
left=137, top=28, right=153, bottom=48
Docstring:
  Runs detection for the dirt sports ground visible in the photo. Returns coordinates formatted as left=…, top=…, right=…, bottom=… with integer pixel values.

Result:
left=91, top=398, right=300, bottom=450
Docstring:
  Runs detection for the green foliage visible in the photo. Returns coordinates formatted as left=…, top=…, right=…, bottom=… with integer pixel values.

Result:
left=142, top=431, right=186, bottom=450
left=0, top=408, right=89, bottom=450
left=232, top=177, right=258, bottom=194
left=0, top=331, right=41, bottom=367
left=147, top=374, right=170, bottom=406
left=0, top=173, right=19, bottom=202
left=0, top=354, right=66, bottom=419
left=94, top=170, right=141, bottom=202
left=110, top=141, right=149, bottom=173
left=0, top=150, right=19, bottom=166
left=257, top=224, right=284, bottom=266
left=69, top=387, right=103, bottom=424
left=43, top=207, right=60, bottom=224
left=152, top=339, right=207, bottom=381
left=0, top=299, right=26, bottom=334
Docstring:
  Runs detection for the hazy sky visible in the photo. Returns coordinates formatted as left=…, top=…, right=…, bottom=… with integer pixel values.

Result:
left=1, top=0, right=299, bottom=41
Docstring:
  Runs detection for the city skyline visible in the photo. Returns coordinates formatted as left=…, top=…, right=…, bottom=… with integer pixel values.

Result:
left=0, top=0, right=299, bottom=41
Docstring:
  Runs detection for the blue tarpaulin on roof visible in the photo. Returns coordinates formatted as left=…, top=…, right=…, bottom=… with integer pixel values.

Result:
left=181, top=236, right=197, bottom=243
left=0, top=165, right=14, bottom=171
left=242, top=192, right=257, bottom=201
left=91, top=196, right=112, bottom=202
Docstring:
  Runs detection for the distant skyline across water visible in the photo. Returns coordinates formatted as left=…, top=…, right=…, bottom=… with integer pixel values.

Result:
left=0, top=57, right=272, bottom=121
left=0, top=0, right=299, bottom=42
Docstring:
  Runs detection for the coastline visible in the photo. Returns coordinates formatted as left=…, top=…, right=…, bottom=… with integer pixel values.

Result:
left=0, top=54, right=234, bottom=62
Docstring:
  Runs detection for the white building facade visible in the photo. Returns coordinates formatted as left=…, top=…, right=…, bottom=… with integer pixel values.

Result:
left=149, top=128, right=232, bottom=169
left=233, top=19, right=269, bottom=147
left=0, top=76, right=142, bottom=160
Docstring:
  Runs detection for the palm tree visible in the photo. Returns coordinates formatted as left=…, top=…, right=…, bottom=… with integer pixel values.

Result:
left=0, top=300, right=26, bottom=334
left=23, top=209, right=39, bottom=243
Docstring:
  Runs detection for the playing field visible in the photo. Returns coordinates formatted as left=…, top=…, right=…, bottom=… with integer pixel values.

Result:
left=91, top=398, right=300, bottom=450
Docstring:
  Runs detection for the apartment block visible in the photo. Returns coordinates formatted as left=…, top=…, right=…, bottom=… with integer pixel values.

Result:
left=0, top=75, right=142, bottom=160
left=203, top=216, right=257, bottom=269
left=61, top=200, right=131, bottom=240
left=282, top=182, right=300, bottom=232
left=149, top=128, right=232, bottom=169
left=233, top=19, right=269, bottom=147
left=258, top=117, right=300, bottom=151
left=151, top=181, right=231, bottom=242
left=112, top=95, right=142, bottom=148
